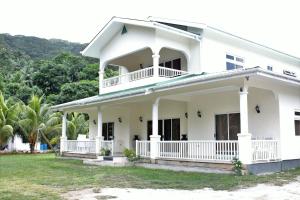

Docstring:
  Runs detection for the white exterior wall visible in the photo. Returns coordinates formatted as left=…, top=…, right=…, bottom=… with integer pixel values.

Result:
left=277, top=87, right=300, bottom=160
left=88, top=100, right=188, bottom=150
left=201, top=31, right=300, bottom=75
left=187, top=89, right=280, bottom=140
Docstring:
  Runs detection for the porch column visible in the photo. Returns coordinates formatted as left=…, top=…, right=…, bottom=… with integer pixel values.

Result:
left=152, top=53, right=160, bottom=79
left=150, top=98, right=161, bottom=160
left=96, top=107, right=103, bottom=155
left=238, top=86, right=252, bottom=164
left=60, top=112, right=67, bottom=155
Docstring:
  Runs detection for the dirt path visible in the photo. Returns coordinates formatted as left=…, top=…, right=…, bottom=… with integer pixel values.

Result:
left=62, top=177, right=300, bottom=200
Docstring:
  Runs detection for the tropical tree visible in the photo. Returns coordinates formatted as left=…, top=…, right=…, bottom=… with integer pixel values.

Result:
left=0, top=91, right=20, bottom=149
left=18, top=94, right=61, bottom=153
left=67, top=112, right=89, bottom=140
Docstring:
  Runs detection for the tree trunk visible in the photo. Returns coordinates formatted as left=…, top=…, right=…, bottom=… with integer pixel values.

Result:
left=30, top=143, right=35, bottom=153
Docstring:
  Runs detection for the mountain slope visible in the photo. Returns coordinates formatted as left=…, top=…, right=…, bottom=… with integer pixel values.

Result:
left=0, top=33, right=87, bottom=60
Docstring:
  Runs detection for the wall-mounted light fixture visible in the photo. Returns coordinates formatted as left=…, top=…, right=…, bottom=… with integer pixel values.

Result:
left=118, top=117, right=122, bottom=123
left=197, top=110, right=202, bottom=118
left=255, top=105, right=260, bottom=114
left=185, top=112, right=188, bottom=119
left=93, top=120, right=96, bottom=125
left=139, top=116, right=143, bottom=122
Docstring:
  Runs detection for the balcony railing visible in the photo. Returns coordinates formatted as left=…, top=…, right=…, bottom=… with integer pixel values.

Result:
left=102, top=67, right=187, bottom=88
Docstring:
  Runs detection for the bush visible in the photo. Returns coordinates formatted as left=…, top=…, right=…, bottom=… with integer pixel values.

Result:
left=123, top=148, right=139, bottom=162
left=232, top=157, right=243, bottom=175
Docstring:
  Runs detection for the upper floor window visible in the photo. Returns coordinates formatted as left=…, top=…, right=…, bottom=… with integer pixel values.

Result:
left=295, top=111, right=300, bottom=136
left=226, top=54, right=244, bottom=70
left=267, top=66, right=273, bottom=71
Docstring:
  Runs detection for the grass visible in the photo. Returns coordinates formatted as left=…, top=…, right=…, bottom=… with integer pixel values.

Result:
left=0, top=154, right=300, bottom=200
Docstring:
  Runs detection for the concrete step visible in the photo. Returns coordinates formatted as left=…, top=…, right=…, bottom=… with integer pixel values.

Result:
left=155, top=159, right=234, bottom=171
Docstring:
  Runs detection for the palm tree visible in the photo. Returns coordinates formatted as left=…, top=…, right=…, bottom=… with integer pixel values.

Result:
left=67, top=113, right=89, bottom=140
left=19, top=95, right=61, bottom=153
left=0, top=91, right=20, bottom=149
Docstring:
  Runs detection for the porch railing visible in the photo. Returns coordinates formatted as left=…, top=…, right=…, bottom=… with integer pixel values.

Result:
left=158, top=67, right=188, bottom=77
left=136, top=140, right=151, bottom=158
left=102, top=67, right=187, bottom=88
left=157, top=140, right=239, bottom=162
left=64, top=140, right=96, bottom=154
left=136, top=140, right=239, bottom=162
left=252, top=140, right=280, bottom=161
left=100, top=140, right=114, bottom=156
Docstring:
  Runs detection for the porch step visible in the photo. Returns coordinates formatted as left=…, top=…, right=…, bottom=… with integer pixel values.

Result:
left=62, top=152, right=97, bottom=159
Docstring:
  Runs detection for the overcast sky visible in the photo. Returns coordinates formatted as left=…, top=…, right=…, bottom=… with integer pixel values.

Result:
left=0, top=0, right=299, bottom=57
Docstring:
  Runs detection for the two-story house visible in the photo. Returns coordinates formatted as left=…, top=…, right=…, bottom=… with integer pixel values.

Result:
left=52, top=17, right=300, bottom=174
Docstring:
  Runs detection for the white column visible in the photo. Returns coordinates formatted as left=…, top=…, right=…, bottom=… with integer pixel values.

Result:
left=99, top=61, right=105, bottom=94
left=152, top=53, right=160, bottom=78
left=150, top=98, right=160, bottom=160
left=60, top=112, right=67, bottom=154
left=96, top=107, right=103, bottom=155
left=99, top=70, right=104, bottom=94
left=238, top=86, right=252, bottom=164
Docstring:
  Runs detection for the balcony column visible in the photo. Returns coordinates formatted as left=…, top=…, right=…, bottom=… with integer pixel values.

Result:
left=60, top=112, right=67, bottom=155
left=150, top=98, right=161, bottom=161
left=96, top=107, right=103, bottom=155
left=152, top=53, right=160, bottom=78
left=99, top=62, right=105, bottom=94
left=238, top=86, right=252, bottom=164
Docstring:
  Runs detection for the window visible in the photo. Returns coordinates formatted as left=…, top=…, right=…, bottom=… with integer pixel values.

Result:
left=226, top=54, right=244, bottom=70
left=295, top=111, right=300, bottom=136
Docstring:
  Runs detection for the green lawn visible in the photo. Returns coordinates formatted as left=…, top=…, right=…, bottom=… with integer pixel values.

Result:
left=0, top=154, right=300, bottom=200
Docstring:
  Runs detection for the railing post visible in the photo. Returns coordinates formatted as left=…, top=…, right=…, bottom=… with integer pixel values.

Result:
left=135, top=140, right=138, bottom=156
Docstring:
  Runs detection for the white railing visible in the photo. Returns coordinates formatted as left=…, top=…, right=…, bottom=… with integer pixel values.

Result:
left=100, top=140, right=114, bottom=156
left=136, top=140, right=151, bottom=158
left=157, top=140, right=239, bottom=162
left=158, top=67, right=187, bottom=78
left=102, top=67, right=187, bottom=88
left=103, top=67, right=154, bottom=88
left=64, top=140, right=96, bottom=154
left=252, top=140, right=280, bottom=162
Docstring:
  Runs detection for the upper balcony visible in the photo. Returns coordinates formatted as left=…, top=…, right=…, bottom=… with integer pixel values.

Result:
left=100, top=47, right=189, bottom=94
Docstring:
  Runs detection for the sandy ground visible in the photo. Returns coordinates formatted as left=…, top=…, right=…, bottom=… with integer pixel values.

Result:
left=62, top=177, right=300, bottom=200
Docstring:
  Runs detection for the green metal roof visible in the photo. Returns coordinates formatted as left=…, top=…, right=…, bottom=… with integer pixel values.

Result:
left=51, top=67, right=300, bottom=111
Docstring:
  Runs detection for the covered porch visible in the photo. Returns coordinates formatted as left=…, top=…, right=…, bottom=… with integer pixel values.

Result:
left=59, top=77, right=281, bottom=164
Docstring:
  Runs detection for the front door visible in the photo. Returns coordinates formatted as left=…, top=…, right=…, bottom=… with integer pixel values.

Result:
left=215, top=113, right=240, bottom=140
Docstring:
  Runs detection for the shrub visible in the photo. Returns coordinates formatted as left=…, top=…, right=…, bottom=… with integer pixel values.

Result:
left=232, top=157, right=243, bottom=175
left=123, top=148, right=139, bottom=162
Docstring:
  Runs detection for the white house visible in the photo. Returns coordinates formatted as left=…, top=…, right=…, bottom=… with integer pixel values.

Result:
left=52, top=17, right=300, bottom=174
